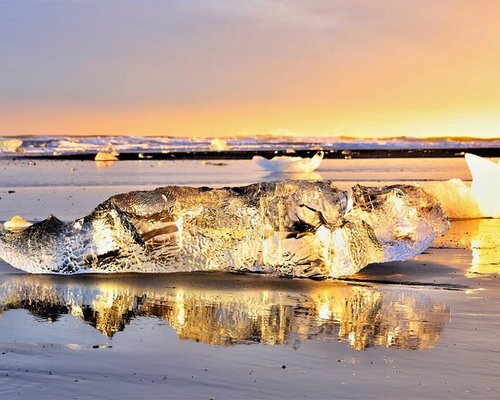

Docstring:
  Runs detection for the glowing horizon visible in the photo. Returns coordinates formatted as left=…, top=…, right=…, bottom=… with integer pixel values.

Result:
left=1, top=1, right=499, bottom=138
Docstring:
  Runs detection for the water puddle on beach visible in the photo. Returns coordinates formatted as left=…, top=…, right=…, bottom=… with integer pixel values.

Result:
left=0, top=273, right=451, bottom=351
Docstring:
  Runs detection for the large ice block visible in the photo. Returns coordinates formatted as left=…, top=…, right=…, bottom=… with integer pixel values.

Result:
left=0, top=181, right=448, bottom=277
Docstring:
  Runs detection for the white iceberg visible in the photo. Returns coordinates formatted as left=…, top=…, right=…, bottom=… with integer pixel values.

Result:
left=465, top=153, right=500, bottom=218
left=0, top=139, right=23, bottom=152
left=420, top=153, right=500, bottom=219
left=95, top=150, right=119, bottom=161
left=209, top=138, right=229, bottom=151
left=253, top=151, right=324, bottom=172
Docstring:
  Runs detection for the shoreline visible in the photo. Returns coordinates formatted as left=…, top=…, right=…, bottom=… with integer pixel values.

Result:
left=6, top=147, right=500, bottom=161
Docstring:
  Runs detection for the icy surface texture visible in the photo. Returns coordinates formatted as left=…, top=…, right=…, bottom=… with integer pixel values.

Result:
left=419, top=154, right=500, bottom=219
left=0, top=181, right=449, bottom=277
left=253, top=152, right=324, bottom=172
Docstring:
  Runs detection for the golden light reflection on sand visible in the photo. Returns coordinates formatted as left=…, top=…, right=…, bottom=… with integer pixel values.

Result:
left=94, top=160, right=117, bottom=168
left=0, top=275, right=449, bottom=350
left=433, top=219, right=500, bottom=276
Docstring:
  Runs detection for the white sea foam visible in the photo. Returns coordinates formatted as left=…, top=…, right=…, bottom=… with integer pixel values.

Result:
left=1, top=136, right=498, bottom=156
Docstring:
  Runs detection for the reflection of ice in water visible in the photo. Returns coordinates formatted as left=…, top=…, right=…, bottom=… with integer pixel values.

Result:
left=94, top=160, right=117, bottom=168
left=262, top=171, right=323, bottom=181
left=433, top=219, right=500, bottom=276
left=0, top=276, right=449, bottom=350
left=468, top=220, right=500, bottom=275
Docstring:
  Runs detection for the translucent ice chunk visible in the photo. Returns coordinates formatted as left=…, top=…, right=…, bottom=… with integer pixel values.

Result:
left=209, top=138, right=229, bottom=151
left=0, top=139, right=23, bottom=152
left=0, top=181, right=448, bottom=277
left=465, top=153, right=500, bottom=218
left=4, top=215, right=32, bottom=230
left=419, top=154, right=500, bottom=219
left=95, top=150, right=119, bottom=161
left=253, top=151, right=323, bottom=172
left=419, top=179, right=482, bottom=219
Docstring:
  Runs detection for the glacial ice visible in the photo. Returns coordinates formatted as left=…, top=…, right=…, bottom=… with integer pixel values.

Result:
left=0, top=139, right=23, bottom=152
left=466, top=153, right=500, bottom=218
left=4, top=215, right=32, bottom=230
left=0, top=181, right=448, bottom=277
left=95, top=151, right=119, bottom=161
left=253, top=151, right=324, bottom=172
left=209, top=138, right=229, bottom=151
left=419, top=153, right=500, bottom=219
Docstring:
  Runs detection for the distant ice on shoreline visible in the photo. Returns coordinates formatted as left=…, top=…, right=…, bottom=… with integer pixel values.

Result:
left=0, top=135, right=498, bottom=157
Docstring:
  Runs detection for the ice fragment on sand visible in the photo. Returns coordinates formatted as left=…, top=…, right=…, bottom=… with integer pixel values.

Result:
left=4, top=215, right=32, bottom=230
left=209, top=138, right=229, bottom=151
left=465, top=153, right=500, bottom=218
left=0, top=139, right=23, bottom=152
left=419, top=179, right=482, bottom=219
left=253, top=151, right=324, bottom=172
left=420, top=154, right=499, bottom=219
left=95, top=151, right=119, bottom=161
left=0, top=181, right=448, bottom=277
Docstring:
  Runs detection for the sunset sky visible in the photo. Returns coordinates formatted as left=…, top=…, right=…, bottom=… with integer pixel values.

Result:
left=1, top=0, right=499, bottom=138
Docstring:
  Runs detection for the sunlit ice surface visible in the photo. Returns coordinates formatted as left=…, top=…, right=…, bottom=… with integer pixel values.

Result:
left=0, top=181, right=448, bottom=277
left=419, top=154, right=500, bottom=218
left=432, top=219, right=500, bottom=276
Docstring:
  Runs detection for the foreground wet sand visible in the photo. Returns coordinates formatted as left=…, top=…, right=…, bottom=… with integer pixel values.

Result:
left=0, top=158, right=499, bottom=399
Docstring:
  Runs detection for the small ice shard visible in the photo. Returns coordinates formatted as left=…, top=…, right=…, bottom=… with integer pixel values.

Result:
left=209, top=138, right=229, bottom=151
left=95, top=151, right=119, bottom=161
left=4, top=215, right=32, bottom=230
left=0, top=181, right=448, bottom=277
left=0, top=139, right=23, bottom=152
left=253, top=151, right=324, bottom=172
left=465, top=153, right=500, bottom=218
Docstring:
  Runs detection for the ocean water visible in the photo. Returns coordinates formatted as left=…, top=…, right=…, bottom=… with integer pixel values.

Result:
left=1, top=135, right=499, bottom=156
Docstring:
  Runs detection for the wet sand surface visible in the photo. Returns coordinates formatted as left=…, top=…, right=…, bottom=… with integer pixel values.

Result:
left=0, top=158, right=499, bottom=399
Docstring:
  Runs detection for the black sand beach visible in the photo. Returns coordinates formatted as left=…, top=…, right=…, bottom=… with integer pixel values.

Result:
left=0, top=157, right=499, bottom=399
